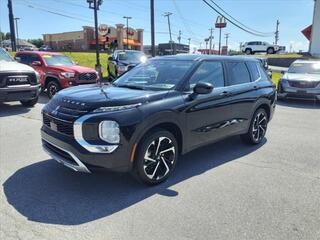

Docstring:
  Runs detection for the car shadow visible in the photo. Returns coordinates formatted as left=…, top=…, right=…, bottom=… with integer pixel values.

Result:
left=3, top=136, right=266, bottom=225
left=0, top=94, right=49, bottom=117
left=0, top=102, right=31, bottom=117
left=277, top=99, right=320, bottom=109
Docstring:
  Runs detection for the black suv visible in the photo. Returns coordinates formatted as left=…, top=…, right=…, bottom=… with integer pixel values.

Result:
left=41, top=55, right=276, bottom=185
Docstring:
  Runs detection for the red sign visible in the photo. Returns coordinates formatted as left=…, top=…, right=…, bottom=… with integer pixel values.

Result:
left=215, top=16, right=227, bottom=28
left=302, top=25, right=312, bottom=41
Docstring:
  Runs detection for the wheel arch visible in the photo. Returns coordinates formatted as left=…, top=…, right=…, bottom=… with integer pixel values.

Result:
left=255, top=103, right=271, bottom=121
left=44, top=75, right=60, bottom=88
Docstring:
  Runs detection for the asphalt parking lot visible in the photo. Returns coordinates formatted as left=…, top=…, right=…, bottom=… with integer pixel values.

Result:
left=0, top=95, right=319, bottom=240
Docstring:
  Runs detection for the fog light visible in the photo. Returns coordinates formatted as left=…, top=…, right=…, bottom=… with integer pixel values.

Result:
left=99, top=121, right=120, bottom=144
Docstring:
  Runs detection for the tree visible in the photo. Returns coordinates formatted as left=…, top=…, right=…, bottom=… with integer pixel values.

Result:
left=27, top=38, right=44, bottom=48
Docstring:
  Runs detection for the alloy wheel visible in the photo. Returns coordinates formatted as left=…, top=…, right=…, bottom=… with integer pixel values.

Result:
left=143, top=136, right=176, bottom=181
left=252, top=112, right=267, bottom=142
left=49, top=84, right=58, bottom=98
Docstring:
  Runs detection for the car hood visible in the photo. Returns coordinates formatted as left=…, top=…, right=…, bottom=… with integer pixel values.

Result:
left=283, top=73, right=320, bottom=82
left=0, top=60, right=36, bottom=73
left=118, top=60, right=141, bottom=66
left=48, top=65, right=96, bottom=73
left=54, top=84, right=169, bottom=109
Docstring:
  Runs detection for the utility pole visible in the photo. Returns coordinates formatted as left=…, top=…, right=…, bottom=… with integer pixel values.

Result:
left=218, top=27, right=222, bottom=55
left=224, top=33, right=230, bottom=55
left=7, top=0, right=16, bottom=51
left=123, top=16, right=132, bottom=50
left=177, top=30, right=182, bottom=44
left=87, top=0, right=103, bottom=81
left=275, top=19, right=280, bottom=45
left=163, top=12, right=173, bottom=54
left=209, top=28, right=213, bottom=55
left=14, top=17, right=20, bottom=49
left=188, top=38, right=191, bottom=53
left=150, top=0, right=155, bottom=57
left=205, top=38, right=209, bottom=54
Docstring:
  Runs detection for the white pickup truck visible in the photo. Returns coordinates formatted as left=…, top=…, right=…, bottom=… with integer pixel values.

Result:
left=0, top=48, right=40, bottom=107
left=241, top=41, right=279, bottom=55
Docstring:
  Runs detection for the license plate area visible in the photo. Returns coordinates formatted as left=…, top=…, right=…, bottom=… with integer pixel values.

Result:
left=6, top=76, right=29, bottom=85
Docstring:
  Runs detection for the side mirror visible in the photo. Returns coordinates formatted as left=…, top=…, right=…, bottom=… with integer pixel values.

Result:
left=32, top=61, right=42, bottom=66
left=193, top=82, right=213, bottom=95
left=281, top=70, right=285, bottom=74
left=14, top=56, right=21, bottom=62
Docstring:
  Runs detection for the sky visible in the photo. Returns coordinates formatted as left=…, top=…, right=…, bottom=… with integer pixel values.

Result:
left=0, top=0, right=315, bottom=51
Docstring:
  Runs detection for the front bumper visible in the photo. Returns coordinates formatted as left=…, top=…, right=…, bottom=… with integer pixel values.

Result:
left=0, top=84, right=41, bottom=102
left=278, top=82, right=320, bottom=100
left=41, top=126, right=133, bottom=173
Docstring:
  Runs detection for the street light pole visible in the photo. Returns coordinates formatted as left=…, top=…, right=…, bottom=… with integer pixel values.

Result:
left=150, top=0, right=156, bottom=57
left=163, top=12, right=173, bottom=54
left=14, top=17, right=20, bottom=49
left=123, top=16, right=132, bottom=50
left=88, top=0, right=103, bottom=81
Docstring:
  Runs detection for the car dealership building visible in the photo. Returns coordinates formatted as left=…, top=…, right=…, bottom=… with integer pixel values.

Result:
left=43, top=24, right=144, bottom=51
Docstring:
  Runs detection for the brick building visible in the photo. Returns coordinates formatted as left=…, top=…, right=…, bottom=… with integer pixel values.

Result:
left=43, top=25, right=144, bottom=51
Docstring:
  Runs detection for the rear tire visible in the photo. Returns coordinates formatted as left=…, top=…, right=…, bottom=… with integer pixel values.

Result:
left=241, top=108, right=268, bottom=145
left=20, top=97, right=38, bottom=107
left=245, top=48, right=252, bottom=55
left=47, top=80, right=60, bottom=99
left=133, top=129, right=178, bottom=185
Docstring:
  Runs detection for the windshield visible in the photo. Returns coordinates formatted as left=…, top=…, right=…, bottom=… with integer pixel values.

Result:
left=118, top=51, right=145, bottom=62
left=0, top=49, right=14, bottom=62
left=288, top=62, right=320, bottom=74
left=43, top=55, right=75, bottom=66
left=114, top=60, right=194, bottom=90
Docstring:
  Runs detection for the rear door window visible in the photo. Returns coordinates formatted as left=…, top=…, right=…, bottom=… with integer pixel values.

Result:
left=226, top=62, right=251, bottom=86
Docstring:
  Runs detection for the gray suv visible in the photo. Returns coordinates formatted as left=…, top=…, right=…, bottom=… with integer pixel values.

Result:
left=278, top=60, right=320, bottom=100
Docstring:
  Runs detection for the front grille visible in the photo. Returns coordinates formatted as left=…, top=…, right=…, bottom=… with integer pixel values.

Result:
left=78, top=72, right=97, bottom=81
left=288, top=80, right=320, bottom=89
left=0, top=71, right=37, bottom=87
left=43, top=114, right=74, bottom=136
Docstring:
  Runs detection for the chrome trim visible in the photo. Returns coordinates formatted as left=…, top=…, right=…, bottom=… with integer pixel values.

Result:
left=42, top=139, right=91, bottom=173
left=74, top=113, right=119, bottom=153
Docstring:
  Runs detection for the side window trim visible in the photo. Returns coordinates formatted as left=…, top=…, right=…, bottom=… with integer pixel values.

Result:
left=246, top=62, right=261, bottom=82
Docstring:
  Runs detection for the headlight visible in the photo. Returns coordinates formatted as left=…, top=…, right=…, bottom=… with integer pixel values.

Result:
left=117, top=65, right=128, bottom=72
left=93, top=103, right=141, bottom=113
left=99, top=120, right=120, bottom=144
left=61, top=72, right=75, bottom=78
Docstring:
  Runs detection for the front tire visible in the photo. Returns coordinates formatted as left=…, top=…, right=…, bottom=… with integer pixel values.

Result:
left=47, top=81, right=60, bottom=99
left=133, top=129, right=178, bottom=185
left=20, top=97, right=38, bottom=107
left=241, top=108, right=268, bottom=144
left=267, top=47, right=275, bottom=54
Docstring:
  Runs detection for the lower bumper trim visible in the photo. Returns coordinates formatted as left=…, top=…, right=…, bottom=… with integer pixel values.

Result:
left=42, top=138, right=91, bottom=173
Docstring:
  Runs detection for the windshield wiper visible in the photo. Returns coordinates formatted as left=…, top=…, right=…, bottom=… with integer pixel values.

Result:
left=116, top=84, right=145, bottom=90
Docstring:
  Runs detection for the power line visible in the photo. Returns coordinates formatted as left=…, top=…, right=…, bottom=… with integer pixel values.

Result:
left=202, top=0, right=274, bottom=37
left=208, top=0, right=274, bottom=36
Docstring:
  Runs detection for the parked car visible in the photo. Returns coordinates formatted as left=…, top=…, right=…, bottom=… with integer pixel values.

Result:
left=107, top=50, right=147, bottom=79
left=241, top=41, right=279, bottom=55
left=15, top=51, right=98, bottom=98
left=19, top=46, right=35, bottom=51
left=278, top=60, right=320, bottom=100
left=39, top=45, right=52, bottom=51
left=0, top=48, right=40, bottom=106
left=41, top=55, right=276, bottom=185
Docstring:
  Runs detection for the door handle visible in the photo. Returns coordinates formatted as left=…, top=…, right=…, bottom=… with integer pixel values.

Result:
left=220, top=91, right=231, bottom=96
